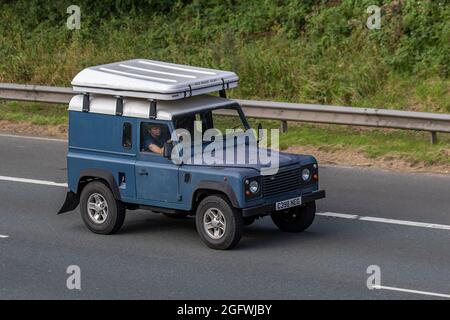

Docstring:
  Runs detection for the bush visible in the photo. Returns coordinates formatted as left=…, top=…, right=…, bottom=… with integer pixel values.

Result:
left=0, top=0, right=448, bottom=111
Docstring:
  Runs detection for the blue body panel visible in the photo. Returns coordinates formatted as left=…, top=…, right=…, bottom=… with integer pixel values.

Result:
left=68, top=111, right=138, bottom=201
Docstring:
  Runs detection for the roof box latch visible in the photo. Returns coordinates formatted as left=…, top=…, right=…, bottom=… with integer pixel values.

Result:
left=219, top=78, right=228, bottom=98
left=82, top=93, right=90, bottom=112
left=149, top=99, right=157, bottom=119
left=115, top=96, right=124, bottom=116
left=184, top=85, right=193, bottom=98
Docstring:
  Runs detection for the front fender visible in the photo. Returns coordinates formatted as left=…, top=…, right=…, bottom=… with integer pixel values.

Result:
left=194, top=180, right=240, bottom=208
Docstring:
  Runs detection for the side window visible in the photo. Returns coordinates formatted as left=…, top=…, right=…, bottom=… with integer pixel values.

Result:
left=174, top=115, right=195, bottom=137
left=122, top=122, right=132, bottom=149
left=211, top=108, right=246, bottom=133
left=140, top=122, right=171, bottom=155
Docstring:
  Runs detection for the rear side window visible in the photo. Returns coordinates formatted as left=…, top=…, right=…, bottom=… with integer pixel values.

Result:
left=122, top=122, right=132, bottom=149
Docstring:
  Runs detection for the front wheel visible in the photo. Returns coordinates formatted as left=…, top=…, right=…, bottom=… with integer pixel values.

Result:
left=80, top=181, right=126, bottom=235
left=195, top=195, right=243, bottom=250
left=271, top=201, right=316, bottom=233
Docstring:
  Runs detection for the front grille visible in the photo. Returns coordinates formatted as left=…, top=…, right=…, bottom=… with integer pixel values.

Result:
left=262, top=167, right=301, bottom=197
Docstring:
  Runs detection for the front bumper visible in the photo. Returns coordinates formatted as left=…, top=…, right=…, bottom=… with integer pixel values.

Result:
left=242, top=190, right=326, bottom=217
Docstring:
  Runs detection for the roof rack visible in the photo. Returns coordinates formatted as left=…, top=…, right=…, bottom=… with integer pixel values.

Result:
left=71, top=59, right=239, bottom=101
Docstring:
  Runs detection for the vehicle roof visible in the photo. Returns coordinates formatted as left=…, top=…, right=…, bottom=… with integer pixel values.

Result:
left=68, top=94, right=236, bottom=120
left=71, top=59, right=239, bottom=100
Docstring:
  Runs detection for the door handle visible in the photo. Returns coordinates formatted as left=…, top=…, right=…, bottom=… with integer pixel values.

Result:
left=139, top=170, right=149, bottom=176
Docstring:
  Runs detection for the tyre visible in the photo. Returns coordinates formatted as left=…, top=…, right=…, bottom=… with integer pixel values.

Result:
left=243, top=216, right=256, bottom=226
left=195, top=195, right=243, bottom=250
left=271, top=201, right=316, bottom=233
left=80, top=181, right=126, bottom=235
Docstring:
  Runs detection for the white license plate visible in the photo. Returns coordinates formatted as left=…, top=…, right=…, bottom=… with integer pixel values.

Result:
left=275, top=196, right=302, bottom=211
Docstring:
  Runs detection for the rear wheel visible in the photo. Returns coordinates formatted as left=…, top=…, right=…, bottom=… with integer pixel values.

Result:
left=80, top=181, right=126, bottom=235
left=195, top=195, right=243, bottom=250
left=271, top=202, right=316, bottom=233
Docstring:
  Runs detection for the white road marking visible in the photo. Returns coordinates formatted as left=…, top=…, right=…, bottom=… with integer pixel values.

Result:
left=374, top=285, right=450, bottom=299
left=0, top=175, right=67, bottom=188
left=0, top=235, right=9, bottom=239
left=0, top=133, right=67, bottom=142
left=318, top=212, right=450, bottom=231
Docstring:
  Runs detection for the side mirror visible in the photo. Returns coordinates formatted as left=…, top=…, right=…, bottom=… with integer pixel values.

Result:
left=163, top=141, right=173, bottom=159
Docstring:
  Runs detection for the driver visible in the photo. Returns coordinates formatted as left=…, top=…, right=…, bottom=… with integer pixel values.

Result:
left=144, top=124, right=166, bottom=154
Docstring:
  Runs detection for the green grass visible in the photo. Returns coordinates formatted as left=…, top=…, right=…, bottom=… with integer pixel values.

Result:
left=0, top=1, right=449, bottom=111
left=0, top=1, right=449, bottom=168
left=248, top=119, right=450, bottom=166
left=281, top=123, right=450, bottom=166
left=0, top=101, right=68, bottom=125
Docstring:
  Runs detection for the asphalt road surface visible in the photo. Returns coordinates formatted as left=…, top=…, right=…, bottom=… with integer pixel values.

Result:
left=0, top=133, right=449, bottom=300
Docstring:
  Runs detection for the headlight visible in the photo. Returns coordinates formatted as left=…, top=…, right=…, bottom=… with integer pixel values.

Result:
left=301, top=168, right=311, bottom=181
left=249, top=180, right=259, bottom=194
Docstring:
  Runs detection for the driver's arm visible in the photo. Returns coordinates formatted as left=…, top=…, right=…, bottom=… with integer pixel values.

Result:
left=148, top=144, right=164, bottom=155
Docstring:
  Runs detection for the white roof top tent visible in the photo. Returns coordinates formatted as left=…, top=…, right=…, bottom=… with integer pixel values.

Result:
left=72, top=59, right=238, bottom=100
left=70, top=59, right=239, bottom=119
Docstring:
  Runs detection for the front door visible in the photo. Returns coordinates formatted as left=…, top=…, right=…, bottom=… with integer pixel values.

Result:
left=135, top=121, right=179, bottom=204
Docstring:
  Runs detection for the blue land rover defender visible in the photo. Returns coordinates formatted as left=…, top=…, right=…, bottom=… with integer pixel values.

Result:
left=59, top=60, right=325, bottom=250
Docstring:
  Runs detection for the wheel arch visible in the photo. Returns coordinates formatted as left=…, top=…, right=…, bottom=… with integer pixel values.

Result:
left=58, top=169, right=122, bottom=215
left=77, top=168, right=122, bottom=201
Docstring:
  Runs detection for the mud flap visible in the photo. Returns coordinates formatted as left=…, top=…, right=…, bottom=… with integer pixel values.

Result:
left=58, top=192, right=80, bottom=214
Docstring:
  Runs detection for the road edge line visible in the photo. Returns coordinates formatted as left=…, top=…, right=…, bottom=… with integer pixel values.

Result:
left=318, top=212, right=450, bottom=231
